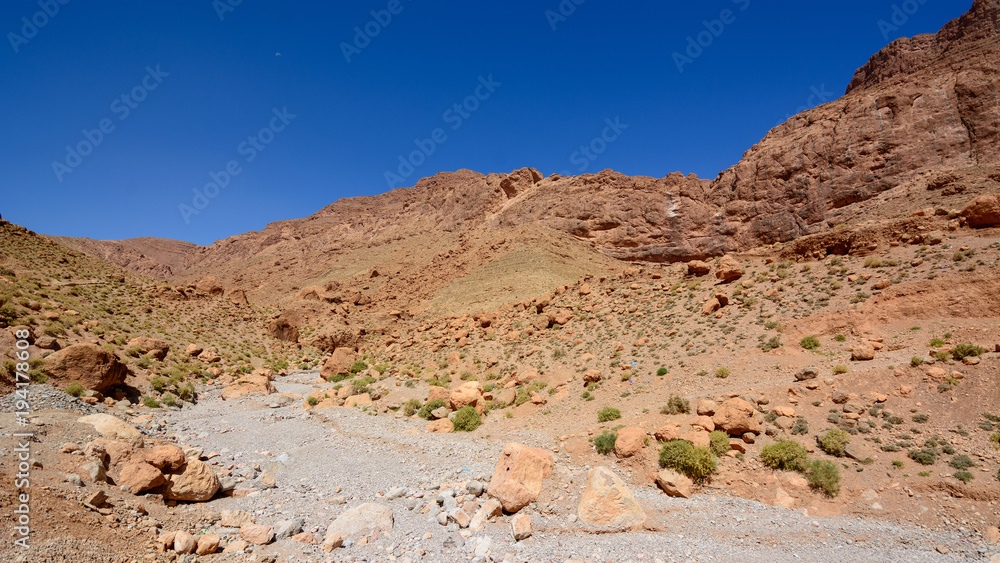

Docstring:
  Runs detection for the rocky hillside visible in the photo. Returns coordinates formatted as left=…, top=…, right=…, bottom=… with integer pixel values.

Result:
left=52, top=2, right=1000, bottom=319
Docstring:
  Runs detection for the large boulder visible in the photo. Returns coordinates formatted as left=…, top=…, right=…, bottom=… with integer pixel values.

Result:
left=852, top=342, right=875, bottom=361
left=655, top=469, right=694, bottom=498
left=687, top=260, right=711, bottom=276
left=160, top=459, right=220, bottom=502
left=322, top=503, right=393, bottom=549
left=486, top=443, right=554, bottom=513
left=116, top=461, right=165, bottom=493
left=221, top=374, right=276, bottom=400
left=127, top=337, right=170, bottom=361
left=715, top=255, right=743, bottom=282
left=577, top=466, right=646, bottom=530
left=45, top=343, right=128, bottom=392
left=77, top=414, right=145, bottom=448
left=961, top=193, right=1000, bottom=228
left=712, top=398, right=760, bottom=435
left=320, top=348, right=357, bottom=379
left=613, top=427, right=647, bottom=458
left=144, top=445, right=186, bottom=471
left=449, top=381, right=485, bottom=414
left=268, top=318, right=299, bottom=343
left=195, top=276, right=225, bottom=295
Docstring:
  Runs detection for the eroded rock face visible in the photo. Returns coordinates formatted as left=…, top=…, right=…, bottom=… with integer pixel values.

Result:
left=45, top=344, right=128, bottom=392
left=320, top=348, right=357, bottom=379
left=126, top=337, right=169, bottom=360
left=486, top=443, right=553, bottom=513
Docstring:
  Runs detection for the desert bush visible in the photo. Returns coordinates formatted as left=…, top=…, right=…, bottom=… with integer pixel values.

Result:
left=908, top=448, right=937, bottom=465
left=806, top=460, right=841, bottom=496
left=954, top=471, right=974, bottom=483
left=307, top=396, right=319, bottom=406
left=597, top=406, right=622, bottom=422
left=761, top=440, right=809, bottom=472
left=709, top=430, right=730, bottom=456
left=864, top=257, right=882, bottom=268
left=64, top=383, right=84, bottom=397
left=660, top=395, right=690, bottom=415
left=791, top=419, right=809, bottom=435
left=910, top=356, right=924, bottom=367
left=818, top=429, right=850, bottom=457
left=912, top=414, right=929, bottom=423
left=715, top=367, right=730, bottom=379
left=593, top=431, right=618, bottom=455
left=402, top=398, right=421, bottom=416
left=452, top=406, right=482, bottom=432
left=832, top=364, right=848, bottom=374
left=760, top=336, right=782, bottom=351
left=951, top=343, right=985, bottom=360
left=418, top=399, right=446, bottom=420
left=800, top=336, right=820, bottom=350
left=142, top=396, right=160, bottom=408
left=658, top=440, right=717, bottom=483
left=656, top=366, right=668, bottom=376
left=161, top=393, right=178, bottom=407
left=349, top=360, right=368, bottom=374
left=948, top=455, right=975, bottom=470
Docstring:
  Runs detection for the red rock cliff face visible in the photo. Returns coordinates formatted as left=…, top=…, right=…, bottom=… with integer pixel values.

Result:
left=705, top=0, right=1000, bottom=252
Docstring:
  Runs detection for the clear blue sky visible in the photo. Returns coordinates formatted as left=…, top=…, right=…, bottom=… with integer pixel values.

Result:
left=0, top=0, right=972, bottom=245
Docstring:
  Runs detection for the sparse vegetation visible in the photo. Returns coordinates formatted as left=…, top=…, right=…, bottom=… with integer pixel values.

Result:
left=452, top=406, right=482, bottom=432
left=64, top=383, right=84, bottom=397
left=597, top=407, right=622, bottom=423
left=806, top=460, right=841, bottom=496
left=593, top=431, right=618, bottom=455
left=760, top=440, right=809, bottom=472
left=661, top=395, right=690, bottom=415
left=658, top=440, right=717, bottom=483
left=709, top=431, right=730, bottom=456
left=799, top=336, right=820, bottom=350
left=818, top=429, right=850, bottom=457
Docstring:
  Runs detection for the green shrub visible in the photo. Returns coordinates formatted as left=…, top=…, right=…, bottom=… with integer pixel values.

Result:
left=161, top=393, right=178, bottom=407
left=832, top=364, right=848, bottom=375
left=418, top=399, right=446, bottom=420
left=806, top=460, right=841, bottom=496
left=658, top=440, right=717, bottom=483
left=910, top=356, right=924, bottom=367
left=791, top=419, right=809, bottom=435
left=452, top=406, right=482, bottom=432
left=307, top=396, right=319, bottom=406
left=834, top=334, right=846, bottom=342
left=912, top=414, right=929, bottom=423
left=818, top=429, right=850, bottom=457
left=597, top=407, right=622, bottom=423
left=908, top=448, right=937, bottom=465
left=660, top=395, right=690, bottom=415
left=715, top=367, right=730, bottom=379
left=149, top=376, right=166, bottom=392
left=593, top=431, right=618, bottom=455
left=64, top=383, right=84, bottom=397
left=951, top=343, right=985, bottom=360
left=954, top=471, right=974, bottom=483
left=656, top=366, right=668, bottom=376
left=760, top=440, right=809, bottom=472
left=929, top=338, right=946, bottom=347
left=760, top=336, right=782, bottom=351
left=402, top=398, right=421, bottom=416
left=142, top=396, right=160, bottom=408
left=709, top=431, right=730, bottom=456
left=349, top=360, right=368, bottom=374
left=800, top=336, right=820, bottom=350
left=948, top=455, right=975, bottom=470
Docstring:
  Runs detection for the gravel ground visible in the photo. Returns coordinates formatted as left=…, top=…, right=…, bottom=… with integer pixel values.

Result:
left=0, top=384, right=105, bottom=416
left=153, top=371, right=993, bottom=563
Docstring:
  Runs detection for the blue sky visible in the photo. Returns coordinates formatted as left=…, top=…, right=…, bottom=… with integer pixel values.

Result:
left=0, top=0, right=972, bottom=245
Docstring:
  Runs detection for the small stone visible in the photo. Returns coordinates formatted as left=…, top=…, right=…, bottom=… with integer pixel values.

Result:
left=196, top=534, right=220, bottom=555
left=173, top=531, right=196, bottom=554
left=511, top=513, right=531, bottom=540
